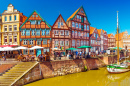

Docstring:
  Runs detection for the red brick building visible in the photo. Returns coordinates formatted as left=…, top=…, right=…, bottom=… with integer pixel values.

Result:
left=108, top=33, right=116, bottom=47
left=66, top=6, right=90, bottom=52
left=90, top=27, right=101, bottom=53
left=51, top=14, right=70, bottom=55
left=103, top=30, right=108, bottom=50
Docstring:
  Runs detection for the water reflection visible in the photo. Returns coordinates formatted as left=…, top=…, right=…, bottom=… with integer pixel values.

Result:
left=25, top=68, right=130, bottom=86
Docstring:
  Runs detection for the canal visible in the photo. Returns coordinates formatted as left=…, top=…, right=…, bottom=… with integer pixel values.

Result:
left=25, top=68, right=130, bottom=86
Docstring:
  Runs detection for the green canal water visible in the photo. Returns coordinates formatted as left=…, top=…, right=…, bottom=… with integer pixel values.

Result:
left=25, top=68, right=130, bottom=86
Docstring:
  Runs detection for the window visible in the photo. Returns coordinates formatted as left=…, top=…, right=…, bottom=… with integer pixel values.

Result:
left=4, top=36, right=7, bottom=43
left=61, top=22, right=63, bottom=26
left=87, top=25, right=89, bottom=30
left=72, top=40, right=75, bottom=46
left=23, top=40, right=27, bottom=45
left=87, top=33, right=89, bottom=37
left=43, top=48, right=49, bottom=54
left=76, top=23, right=78, bottom=28
left=46, top=30, right=50, bottom=35
left=78, top=32, right=80, bottom=36
left=26, top=30, right=30, bottom=36
left=60, top=41, right=64, bottom=46
left=14, top=36, right=17, bottom=42
left=55, top=30, right=59, bottom=35
left=55, top=41, right=58, bottom=46
left=4, top=26, right=7, bottom=32
left=94, top=33, right=95, bottom=37
left=58, top=22, right=63, bottom=28
left=65, top=41, right=69, bottom=46
left=9, top=36, right=12, bottom=43
left=84, top=33, right=86, bottom=37
left=5, top=16, right=7, bottom=21
left=75, top=31, right=77, bottom=36
left=38, top=21, right=41, bottom=25
left=43, top=39, right=47, bottom=44
left=21, top=30, right=25, bottom=36
left=37, top=40, right=41, bottom=45
left=14, top=15, right=16, bottom=21
left=84, top=25, right=86, bottom=29
left=31, top=21, right=35, bottom=24
left=9, top=25, right=12, bottom=31
left=32, top=15, right=34, bottom=17
left=77, top=40, right=80, bottom=46
left=60, top=30, right=64, bottom=35
left=23, top=50, right=28, bottom=55
left=84, top=41, right=86, bottom=45
left=91, top=40, right=93, bottom=44
left=13, top=25, right=17, bottom=31
left=30, top=50, right=34, bottom=55
left=84, top=17, right=86, bottom=21
left=81, top=40, right=83, bottom=46
left=72, top=22, right=75, bottom=27
left=79, top=16, right=81, bottom=19
left=32, top=30, right=35, bottom=35
left=30, top=40, right=33, bottom=45
left=58, top=22, right=60, bottom=28
left=36, top=15, right=38, bottom=17
left=79, top=24, right=81, bottom=28
left=42, top=30, right=45, bottom=35
left=77, top=15, right=79, bottom=19
left=36, top=30, right=40, bottom=35
left=65, top=31, right=69, bottom=35
left=9, top=16, right=12, bottom=21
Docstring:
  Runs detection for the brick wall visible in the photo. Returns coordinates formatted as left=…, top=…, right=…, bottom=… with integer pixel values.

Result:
left=0, top=64, right=15, bottom=75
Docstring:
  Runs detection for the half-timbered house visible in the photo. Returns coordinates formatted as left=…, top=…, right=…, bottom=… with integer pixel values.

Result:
left=20, top=10, right=51, bottom=57
left=90, top=27, right=101, bottom=53
left=51, top=14, right=70, bottom=57
left=66, top=6, right=90, bottom=52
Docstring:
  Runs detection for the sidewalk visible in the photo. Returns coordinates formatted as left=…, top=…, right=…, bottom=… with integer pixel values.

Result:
left=0, top=58, right=19, bottom=64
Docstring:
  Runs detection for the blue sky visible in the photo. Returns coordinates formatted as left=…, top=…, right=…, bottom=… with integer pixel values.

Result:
left=0, top=0, right=130, bottom=35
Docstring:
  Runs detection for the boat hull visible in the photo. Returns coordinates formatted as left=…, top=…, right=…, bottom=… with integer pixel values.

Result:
left=107, top=68, right=130, bottom=74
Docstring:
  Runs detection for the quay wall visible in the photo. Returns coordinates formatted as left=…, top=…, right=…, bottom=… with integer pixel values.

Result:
left=40, top=56, right=117, bottom=78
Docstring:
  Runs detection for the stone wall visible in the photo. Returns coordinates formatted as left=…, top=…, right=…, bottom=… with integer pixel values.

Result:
left=40, top=57, right=114, bottom=79
left=13, top=64, right=43, bottom=86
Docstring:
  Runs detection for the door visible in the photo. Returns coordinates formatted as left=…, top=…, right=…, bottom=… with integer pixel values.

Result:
left=36, top=49, right=41, bottom=57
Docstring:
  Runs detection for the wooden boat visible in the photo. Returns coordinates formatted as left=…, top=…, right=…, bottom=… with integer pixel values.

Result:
left=107, top=11, right=130, bottom=73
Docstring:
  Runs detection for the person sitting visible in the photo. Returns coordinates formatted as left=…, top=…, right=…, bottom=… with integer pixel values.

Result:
left=31, top=55, right=35, bottom=61
left=25, top=55, right=29, bottom=62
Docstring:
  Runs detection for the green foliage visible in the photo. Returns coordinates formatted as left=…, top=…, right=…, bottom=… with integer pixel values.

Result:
left=84, top=65, right=87, bottom=71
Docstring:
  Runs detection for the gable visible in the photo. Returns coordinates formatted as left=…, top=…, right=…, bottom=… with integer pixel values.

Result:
left=20, top=10, right=51, bottom=29
left=52, top=14, right=69, bottom=29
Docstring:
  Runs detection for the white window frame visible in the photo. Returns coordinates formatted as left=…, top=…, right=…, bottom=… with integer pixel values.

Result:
left=55, top=30, right=59, bottom=35
left=30, top=40, right=33, bottom=45
left=13, top=25, right=17, bottom=31
left=65, top=41, right=69, bottom=46
left=60, top=30, right=64, bottom=35
left=72, top=22, right=75, bottom=27
left=76, top=23, right=78, bottom=28
left=43, top=39, right=47, bottom=44
left=4, top=26, right=7, bottom=32
left=42, top=30, right=45, bottom=36
left=84, top=25, right=86, bottom=30
left=32, top=30, right=35, bottom=35
left=60, top=41, right=64, bottom=46
left=55, top=41, right=59, bottom=46
left=4, top=36, right=7, bottom=43
left=87, top=25, right=89, bottom=30
left=9, top=25, right=12, bottom=32
left=46, top=30, right=50, bottom=35
left=72, top=40, right=75, bottom=46
left=21, top=30, right=25, bottom=36
left=30, top=50, right=34, bottom=55
left=65, top=30, right=69, bottom=35
left=79, top=24, right=81, bottom=28
left=14, top=36, right=17, bottom=43
left=23, top=40, right=27, bottom=45
left=37, top=39, right=41, bottom=45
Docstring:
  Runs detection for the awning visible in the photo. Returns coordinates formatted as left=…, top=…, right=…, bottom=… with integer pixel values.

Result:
left=0, top=45, right=17, bottom=47
left=66, top=48, right=78, bottom=50
left=77, top=45, right=92, bottom=49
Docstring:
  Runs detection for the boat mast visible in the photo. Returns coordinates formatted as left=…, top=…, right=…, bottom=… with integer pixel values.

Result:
left=117, top=11, right=120, bottom=65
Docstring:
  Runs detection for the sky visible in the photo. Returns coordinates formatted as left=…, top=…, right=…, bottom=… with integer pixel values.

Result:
left=0, top=0, right=130, bottom=35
